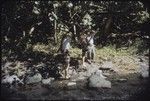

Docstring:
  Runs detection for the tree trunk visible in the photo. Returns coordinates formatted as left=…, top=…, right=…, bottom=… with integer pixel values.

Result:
left=54, top=19, right=57, bottom=44
left=100, top=16, right=113, bottom=46
left=73, top=25, right=78, bottom=43
left=104, top=16, right=112, bottom=34
left=53, top=5, right=57, bottom=44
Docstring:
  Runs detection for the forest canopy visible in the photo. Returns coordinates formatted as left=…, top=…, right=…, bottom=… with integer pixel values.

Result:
left=1, top=1, right=149, bottom=58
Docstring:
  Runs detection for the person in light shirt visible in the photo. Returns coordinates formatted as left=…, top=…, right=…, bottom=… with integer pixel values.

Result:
left=58, top=34, right=71, bottom=54
left=61, top=35, right=71, bottom=54
left=86, top=30, right=96, bottom=63
left=58, top=34, right=71, bottom=79
left=80, top=29, right=96, bottom=67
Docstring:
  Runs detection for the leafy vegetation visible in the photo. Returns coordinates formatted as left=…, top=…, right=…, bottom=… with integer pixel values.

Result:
left=1, top=1, right=149, bottom=60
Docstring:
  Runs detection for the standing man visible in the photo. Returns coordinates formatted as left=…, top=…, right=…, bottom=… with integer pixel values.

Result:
left=57, top=34, right=71, bottom=79
left=86, top=30, right=96, bottom=63
left=79, top=32, right=88, bottom=67
left=79, top=29, right=96, bottom=67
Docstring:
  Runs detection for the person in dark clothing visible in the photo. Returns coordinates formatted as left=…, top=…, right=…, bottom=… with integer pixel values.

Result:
left=79, top=30, right=96, bottom=67
left=57, top=34, right=71, bottom=79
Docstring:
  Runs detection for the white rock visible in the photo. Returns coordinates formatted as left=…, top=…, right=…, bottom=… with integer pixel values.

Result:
left=139, top=63, right=149, bottom=78
left=67, top=82, right=77, bottom=89
left=141, top=71, right=149, bottom=78
left=2, top=75, right=21, bottom=85
left=95, top=70, right=107, bottom=79
left=117, top=78, right=127, bottom=82
left=42, top=78, right=54, bottom=85
left=25, top=73, right=42, bottom=84
left=88, top=72, right=111, bottom=88
left=67, top=82, right=76, bottom=86
left=76, top=76, right=87, bottom=81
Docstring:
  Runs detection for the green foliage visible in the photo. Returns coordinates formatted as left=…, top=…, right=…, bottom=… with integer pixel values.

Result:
left=136, top=10, right=150, bottom=23
left=1, top=1, right=149, bottom=56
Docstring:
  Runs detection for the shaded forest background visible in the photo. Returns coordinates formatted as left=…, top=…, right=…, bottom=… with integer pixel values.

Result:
left=1, top=1, right=149, bottom=61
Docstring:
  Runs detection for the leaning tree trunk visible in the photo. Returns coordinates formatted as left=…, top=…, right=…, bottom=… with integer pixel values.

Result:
left=104, top=16, right=112, bottom=35
left=54, top=19, right=57, bottom=44
left=53, top=5, right=57, bottom=44
left=103, top=16, right=113, bottom=46
left=73, top=24, right=78, bottom=43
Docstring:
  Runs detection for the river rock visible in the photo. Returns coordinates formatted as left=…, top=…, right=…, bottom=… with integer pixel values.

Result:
left=67, top=81, right=77, bottom=89
left=42, top=77, right=54, bottom=85
left=95, top=70, right=107, bottom=79
left=139, top=62, right=149, bottom=78
left=141, top=71, right=149, bottom=78
left=2, top=75, right=24, bottom=86
left=25, top=73, right=42, bottom=84
left=72, top=74, right=87, bottom=81
left=67, top=82, right=76, bottom=86
left=2, top=75, right=18, bottom=84
left=88, top=70, right=111, bottom=88
left=117, top=78, right=127, bottom=83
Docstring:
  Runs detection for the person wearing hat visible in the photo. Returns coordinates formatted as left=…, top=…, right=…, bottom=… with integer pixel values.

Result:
left=86, top=30, right=96, bottom=63
left=79, top=29, right=96, bottom=67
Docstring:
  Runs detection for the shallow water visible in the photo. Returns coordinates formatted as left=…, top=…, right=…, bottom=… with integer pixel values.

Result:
left=1, top=72, right=149, bottom=100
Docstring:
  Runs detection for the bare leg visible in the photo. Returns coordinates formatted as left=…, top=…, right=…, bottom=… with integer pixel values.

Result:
left=65, top=69, right=67, bottom=79
left=87, top=46, right=92, bottom=64
left=66, top=64, right=70, bottom=79
left=91, top=46, right=95, bottom=62
left=63, top=65, right=68, bottom=79
left=87, top=51, right=90, bottom=60
left=82, top=56, right=86, bottom=67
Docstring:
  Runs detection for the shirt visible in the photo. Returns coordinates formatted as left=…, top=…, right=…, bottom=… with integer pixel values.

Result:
left=86, top=35, right=94, bottom=46
left=62, top=37, right=71, bottom=52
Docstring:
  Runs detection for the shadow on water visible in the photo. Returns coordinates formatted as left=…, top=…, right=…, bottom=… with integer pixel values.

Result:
left=129, top=78, right=150, bottom=100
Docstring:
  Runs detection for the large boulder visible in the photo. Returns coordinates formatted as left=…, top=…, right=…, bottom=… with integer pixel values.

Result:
left=25, top=73, right=42, bottom=84
left=71, top=63, right=101, bottom=81
left=88, top=70, right=111, bottom=88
